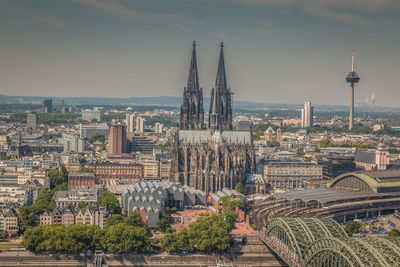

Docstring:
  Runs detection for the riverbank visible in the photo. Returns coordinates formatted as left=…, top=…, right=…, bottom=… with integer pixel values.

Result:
left=0, top=237, right=286, bottom=267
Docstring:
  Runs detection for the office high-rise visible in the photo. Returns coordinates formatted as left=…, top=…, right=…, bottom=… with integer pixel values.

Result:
left=27, top=112, right=38, bottom=129
left=135, top=117, right=145, bottom=133
left=109, top=125, right=127, bottom=154
left=126, top=113, right=135, bottom=133
left=42, top=99, right=52, bottom=113
left=301, top=101, right=313, bottom=128
left=155, top=123, right=164, bottom=133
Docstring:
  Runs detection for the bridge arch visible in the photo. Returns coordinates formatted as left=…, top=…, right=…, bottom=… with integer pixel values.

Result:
left=265, top=217, right=347, bottom=262
left=262, top=217, right=400, bottom=267
left=301, top=236, right=400, bottom=267
left=302, top=237, right=365, bottom=267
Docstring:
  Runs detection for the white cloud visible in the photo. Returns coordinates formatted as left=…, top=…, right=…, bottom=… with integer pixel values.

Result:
left=31, top=15, right=67, bottom=30
left=74, top=0, right=193, bottom=23
left=2, top=1, right=67, bottom=30
left=172, top=23, right=191, bottom=33
left=239, top=0, right=400, bottom=11
left=189, top=0, right=399, bottom=24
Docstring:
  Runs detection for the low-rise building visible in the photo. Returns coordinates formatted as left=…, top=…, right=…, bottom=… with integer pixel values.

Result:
left=39, top=210, right=52, bottom=225
left=54, top=190, right=98, bottom=209
left=75, top=206, right=109, bottom=228
left=159, top=160, right=171, bottom=179
left=264, top=161, right=323, bottom=190
left=61, top=207, right=75, bottom=225
left=81, top=109, right=102, bottom=122
left=68, top=173, right=97, bottom=188
left=80, top=124, right=109, bottom=139
left=122, top=180, right=206, bottom=227
left=141, top=159, right=159, bottom=179
left=40, top=205, right=109, bottom=228
left=0, top=207, right=19, bottom=233
left=60, top=134, right=86, bottom=153
left=245, top=174, right=266, bottom=195
left=355, top=144, right=389, bottom=171
left=85, top=162, right=143, bottom=181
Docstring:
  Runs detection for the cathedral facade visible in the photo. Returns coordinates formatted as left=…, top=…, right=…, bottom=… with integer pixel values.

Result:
left=171, top=42, right=256, bottom=193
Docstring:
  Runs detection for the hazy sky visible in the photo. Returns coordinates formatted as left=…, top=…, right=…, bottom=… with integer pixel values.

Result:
left=1, top=0, right=400, bottom=106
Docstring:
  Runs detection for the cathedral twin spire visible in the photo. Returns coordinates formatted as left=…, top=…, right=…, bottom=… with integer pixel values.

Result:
left=180, top=41, right=233, bottom=131
left=179, top=41, right=204, bottom=130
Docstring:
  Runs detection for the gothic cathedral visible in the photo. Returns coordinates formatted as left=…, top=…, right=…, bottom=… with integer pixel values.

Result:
left=171, top=42, right=256, bottom=193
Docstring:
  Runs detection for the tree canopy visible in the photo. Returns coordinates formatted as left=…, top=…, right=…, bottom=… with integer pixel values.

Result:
left=19, top=188, right=56, bottom=232
left=388, top=228, right=400, bottom=237
left=23, top=224, right=103, bottom=253
left=101, top=223, right=151, bottom=253
left=344, top=221, right=360, bottom=236
left=235, top=182, right=245, bottom=195
left=160, top=215, right=233, bottom=253
left=98, top=190, right=121, bottom=214
left=89, top=132, right=105, bottom=143
left=47, top=169, right=67, bottom=189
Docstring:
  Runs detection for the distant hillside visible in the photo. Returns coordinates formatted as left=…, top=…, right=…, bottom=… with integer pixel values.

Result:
left=0, top=94, right=397, bottom=112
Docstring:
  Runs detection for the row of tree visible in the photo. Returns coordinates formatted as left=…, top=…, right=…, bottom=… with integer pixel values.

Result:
left=159, top=214, right=235, bottom=253
left=22, top=213, right=152, bottom=253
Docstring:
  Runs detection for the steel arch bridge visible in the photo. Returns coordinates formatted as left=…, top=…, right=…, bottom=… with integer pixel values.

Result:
left=258, top=217, right=400, bottom=267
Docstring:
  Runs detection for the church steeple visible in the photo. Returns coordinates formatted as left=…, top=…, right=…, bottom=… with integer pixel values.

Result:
left=209, top=42, right=233, bottom=131
left=187, top=41, right=200, bottom=92
left=215, top=42, right=227, bottom=93
left=180, top=41, right=204, bottom=130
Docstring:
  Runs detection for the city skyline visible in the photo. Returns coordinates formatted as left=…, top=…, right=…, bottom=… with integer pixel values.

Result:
left=1, top=0, right=400, bottom=106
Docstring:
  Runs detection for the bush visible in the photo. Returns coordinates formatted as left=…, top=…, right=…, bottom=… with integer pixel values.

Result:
left=344, top=221, right=360, bottom=236
left=388, top=228, right=400, bottom=237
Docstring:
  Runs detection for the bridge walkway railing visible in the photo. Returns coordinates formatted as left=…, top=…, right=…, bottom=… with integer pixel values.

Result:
left=257, top=232, right=302, bottom=267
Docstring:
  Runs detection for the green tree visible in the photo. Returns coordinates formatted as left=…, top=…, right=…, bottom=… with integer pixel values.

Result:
left=19, top=188, right=56, bottom=233
left=90, top=132, right=105, bottom=143
left=319, top=139, right=333, bottom=148
left=47, top=169, right=67, bottom=189
left=97, top=190, right=121, bottom=214
left=18, top=206, right=36, bottom=232
left=388, top=228, right=400, bottom=237
left=22, top=225, right=46, bottom=252
left=105, top=214, right=125, bottom=227
left=235, top=181, right=245, bottom=194
left=53, top=182, right=68, bottom=192
left=126, top=213, right=143, bottom=227
left=34, top=188, right=56, bottom=213
left=78, top=201, right=95, bottom=209
left=157, top=217, right=172, bottom=233
left=101, top=223, right=151, bottom=253
left=22, top=224, right=103, bottom=253
left=344, top=221, right=360, bottom=236
left=160, top=215, right=233, bottom=253
left=269, top=140, right=280, bottom=147
left=160, top=228, right=191, bottom=252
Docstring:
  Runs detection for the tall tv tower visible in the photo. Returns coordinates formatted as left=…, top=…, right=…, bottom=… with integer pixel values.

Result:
left=346, top=51, right=360, bottom=130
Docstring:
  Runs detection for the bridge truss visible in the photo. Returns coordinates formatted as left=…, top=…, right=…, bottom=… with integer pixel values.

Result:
left=259, top=217, right=400, bottom=267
